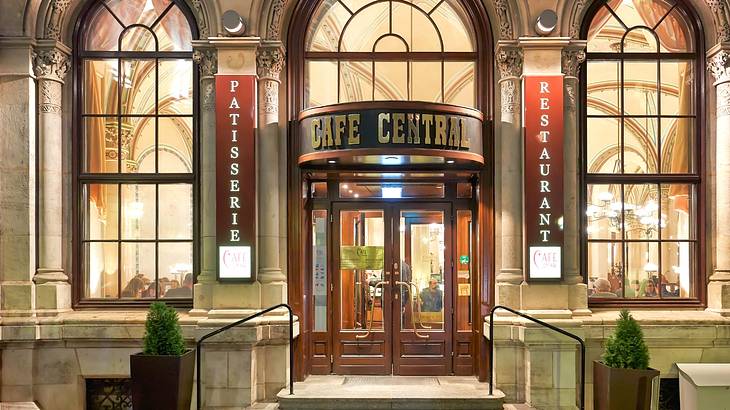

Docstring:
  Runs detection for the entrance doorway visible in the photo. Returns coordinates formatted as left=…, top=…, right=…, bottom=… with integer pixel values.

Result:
left=334, top=203, right=451, bottom=375
left=307, top=175, right=479, bottom=376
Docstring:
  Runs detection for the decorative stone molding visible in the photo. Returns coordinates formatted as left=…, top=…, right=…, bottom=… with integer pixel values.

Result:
left=565, top=82, right=578, bottom=113
left=45, top=0, right=71, bottom=40
left=32, top=48, right=70, bottom=83
left=561, top=49, right=586, bottom=78
left=193, top=48, right=218, bottom=79
left=40, top=81, right=62, bottom=114
left=718, top=82, right=730, bottom=117
left=494, top=0, right=515, bottom=40
left=267, top=0, right=287, bottom=40
left=708, top=0, right=730, bottom=43
left=191, top=0, right=210, bottom=38
left=567, top=0, right=588, bottom=39
left=259, top=80, right=279, bottom=115
left=202, top=81, right=215, bottom=112
left=256, top=46, right=286, bottom=81
left=500, top=80, right=520, bottom=114
left=496, top=47, right=523, bottom=79
left=709, top=49, right=730, bottom=84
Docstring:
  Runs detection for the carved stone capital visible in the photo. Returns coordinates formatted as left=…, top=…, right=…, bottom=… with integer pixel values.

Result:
left=32, top=48, right=70, bottom=83
left=496, top=46, right=522, bottom=79
left=192, top=48, right=218, bottom=79
left=561, top=49, right=586, bottom=78
left=256, top=45, right=286, bottom=81
left=709, top=49, right=730, bottom=84
left=45, top=0, right=71, bottom=40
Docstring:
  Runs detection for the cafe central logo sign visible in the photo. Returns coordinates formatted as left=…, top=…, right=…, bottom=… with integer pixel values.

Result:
left=524, top=76, right=564, bottom=281
left=310, top=112, right=471, bottom=149
left=297, top=104, right=485, bottom=164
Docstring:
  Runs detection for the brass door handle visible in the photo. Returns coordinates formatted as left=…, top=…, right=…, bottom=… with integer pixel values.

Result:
left=356, top=281, right=388, bottom=339
left=396, top=281, right=429, bottom=339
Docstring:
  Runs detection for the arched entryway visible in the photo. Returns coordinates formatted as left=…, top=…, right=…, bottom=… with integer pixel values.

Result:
left=286, top=0, right=494, bottom=378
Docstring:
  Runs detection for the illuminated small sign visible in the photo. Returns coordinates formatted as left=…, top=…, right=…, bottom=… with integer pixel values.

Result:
left=529, top=246, right=561, bottom=279
left=215, top=75, right=256, bottom=281
left=524, top=75, right=564, bottom=281
left=219, top=246, right=252, bottom=279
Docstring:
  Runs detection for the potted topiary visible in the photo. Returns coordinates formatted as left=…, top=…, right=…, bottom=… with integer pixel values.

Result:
left=130, top=302, right=194, bottom=410
left=594, top=309, right=659, bottom=410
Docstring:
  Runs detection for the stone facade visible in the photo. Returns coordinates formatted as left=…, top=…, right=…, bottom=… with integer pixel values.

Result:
left=0, top=0, right=730, bottom=410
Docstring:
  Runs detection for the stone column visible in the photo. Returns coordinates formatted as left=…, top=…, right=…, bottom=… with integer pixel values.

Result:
left=561, top=46, right=590, bottom=315
left=192, top=44, right=217, bottom=314
left=708, top=47, right=730, bottom=316
left=32, top=41, right=71, bottom=313
left=256, top=43, right=287, bottom=305
left=495, top=42, right=524, bottom=308
left=0, top=38, right=37, bottom=319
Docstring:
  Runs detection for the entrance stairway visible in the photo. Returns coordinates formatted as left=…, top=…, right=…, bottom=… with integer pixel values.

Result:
left=276, top=375, right=504, bottom=410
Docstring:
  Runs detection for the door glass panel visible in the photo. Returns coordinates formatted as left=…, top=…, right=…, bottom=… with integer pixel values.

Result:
left=399, top=210, right=445, bottom=331
left=313, top=210, right=328, bottom=332
left=340, top=210, right=385, bottom=331
left=456, top=210, right=472, bottom=331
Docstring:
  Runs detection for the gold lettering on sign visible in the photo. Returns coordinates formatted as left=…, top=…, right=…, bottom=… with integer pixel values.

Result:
left=348, top=114, right=361, bottom=145
left=334, top=115, right=346, bottom=146
left=307, top=111, right=476, bottom=150
left=311, top=119, right=321, bottom=149
left=393, top=113, right=405, bottom=143
left=460, top=118, right=469, bottom=148
left=323, top=117, right=334, bottom=147
left=407, top=113, right=419, bottom=143
left=378, top=113, right=391, bottom=143
left=434, top=115, right=447, bottom=145
left=421, top=114, right=434, bottom=144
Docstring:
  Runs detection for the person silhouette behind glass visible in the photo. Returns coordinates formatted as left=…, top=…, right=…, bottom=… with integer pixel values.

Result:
left=420, top=279, right=443, bottom=312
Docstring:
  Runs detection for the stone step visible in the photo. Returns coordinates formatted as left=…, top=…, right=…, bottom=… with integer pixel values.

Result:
left=0, top=403, right=41, bottom=410
left=277, top=375, right=505, bottom=410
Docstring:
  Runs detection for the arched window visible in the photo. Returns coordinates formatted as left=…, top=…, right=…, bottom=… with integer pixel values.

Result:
left=303, top=0, right=478, bottom=108
left=582, top=0, right=701, bottom=304
left=75, top=0, right=197, bottom=305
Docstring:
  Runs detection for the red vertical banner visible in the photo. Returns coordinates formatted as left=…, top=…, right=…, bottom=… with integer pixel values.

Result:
left=215, top=75, right=256, bottom=281
left=523, top=75, right=564, bottom=281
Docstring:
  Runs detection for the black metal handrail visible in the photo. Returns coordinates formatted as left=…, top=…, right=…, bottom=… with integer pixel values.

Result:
left=488, top=305, right=585, bottom=410
left=196, top=303, right=295, bottom=410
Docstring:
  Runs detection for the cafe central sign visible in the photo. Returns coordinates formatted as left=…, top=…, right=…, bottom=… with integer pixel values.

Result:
left=297, top=103, right=484, bottom=164
left=215, top=75, right=256, bottom=282
left=524, top=75, right=564, bottom=281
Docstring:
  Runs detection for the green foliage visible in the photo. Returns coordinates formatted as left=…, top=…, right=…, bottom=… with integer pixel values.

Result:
left=142, top=302, right=186, bottom=356
left=603, top=309, right=650, bottom=370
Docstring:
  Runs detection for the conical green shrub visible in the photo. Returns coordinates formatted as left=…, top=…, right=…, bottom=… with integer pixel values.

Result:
left=602, top=309, right=650, bottom=370
left=142, top=302, right=186, bottom=356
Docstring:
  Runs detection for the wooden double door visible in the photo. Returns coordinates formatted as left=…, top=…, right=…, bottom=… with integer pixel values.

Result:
left=333, top=202, right=453, bottom=375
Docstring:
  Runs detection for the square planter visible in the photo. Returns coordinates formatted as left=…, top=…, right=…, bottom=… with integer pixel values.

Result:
left=593, top=360, right=659, bottom=410
left=130, top=349, right=195, bottom=410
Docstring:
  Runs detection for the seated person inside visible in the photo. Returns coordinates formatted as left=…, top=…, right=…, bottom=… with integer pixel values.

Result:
left=419, top=279, right=443, bottom=312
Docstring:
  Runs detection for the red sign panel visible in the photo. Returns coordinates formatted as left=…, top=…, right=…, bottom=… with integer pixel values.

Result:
left=216, top=75, right=256, bottom=281
left=523, top=75, right=564, bottom=280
